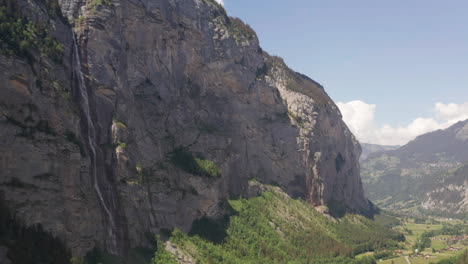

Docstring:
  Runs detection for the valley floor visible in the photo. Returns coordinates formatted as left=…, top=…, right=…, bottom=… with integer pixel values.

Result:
left=365, top=220, right=468, bottom=264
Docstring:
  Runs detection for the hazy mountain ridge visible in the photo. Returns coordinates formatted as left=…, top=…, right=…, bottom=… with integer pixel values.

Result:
left=361, top=119, right=468, bottom=217
left=360, top=143, right=400, bottom=162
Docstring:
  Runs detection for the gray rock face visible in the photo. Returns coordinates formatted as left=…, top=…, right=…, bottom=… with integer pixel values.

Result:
left=421, top=164, right=468, bottom=216
left=0, top=0, right=368, bottom=256
left=0, top=247, right=12, bottom=264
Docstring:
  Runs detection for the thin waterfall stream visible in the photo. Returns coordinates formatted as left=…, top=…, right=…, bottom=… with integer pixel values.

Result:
left=72, top=32, right=118, bottom=253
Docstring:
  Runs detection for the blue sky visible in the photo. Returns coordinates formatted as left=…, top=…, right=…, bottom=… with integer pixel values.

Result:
left=219, top=0, right=468, bottom=144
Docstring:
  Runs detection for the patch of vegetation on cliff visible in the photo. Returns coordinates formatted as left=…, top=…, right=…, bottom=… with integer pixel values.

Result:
left=116, top=142, right=127, bottom=149
left=265, top=55, right=330, bottom=108
left=89, top=0, right=113, bottom=10
left=0, top=198, right=71, bottom=264
left=229, top=17, right=256, bottom=40
left=286, top=71, right=329, bottom=108
left=0, top=0, right=64, bottom=63
left=156, top=184, right=404, bottom=264
left=52, top=80, right=72, bottom=101
left=169, top=147, right=221, bottom=178
left=113, top=118, right=127, bottom=129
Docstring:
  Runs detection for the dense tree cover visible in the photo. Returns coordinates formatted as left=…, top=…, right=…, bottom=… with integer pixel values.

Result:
left=0, top=198, right=71, bottom=264
left=430, top=250, right=468, bottom=264
left=415, top=223, right=467, bottom=244
left=334, top=213, right=405, bottom=255
left=153, top=186, right=404, bottom=264
left=438, top=224, right=467, bottom=236
left=373, top=250, right=394, bottom=260
left=0, top=0, right=64, bottom=62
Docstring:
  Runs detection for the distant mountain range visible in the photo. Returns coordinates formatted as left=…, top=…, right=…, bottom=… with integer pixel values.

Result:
left=361, top=119, right=468, bottom=218
left=360, top=143, right=400, bottom=162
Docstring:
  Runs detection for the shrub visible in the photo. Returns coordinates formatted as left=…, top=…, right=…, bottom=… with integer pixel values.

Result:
left=169, top=148, right=221, bottom=178
left=89, top=0, right=113, bottom=9
left=195, top=158, right=221, bottom=178
left=412, top=235, right=431, bottom=252
left=151, top=236, right=177, bottom=264
left=113, top=119, right=127, bottom=129
left=373, top=250, right=392, bottom=260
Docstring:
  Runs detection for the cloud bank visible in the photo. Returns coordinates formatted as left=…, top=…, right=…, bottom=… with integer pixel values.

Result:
left=214, top=0, right=224, bottom=6
left=337, top=101, right=468, bottom=146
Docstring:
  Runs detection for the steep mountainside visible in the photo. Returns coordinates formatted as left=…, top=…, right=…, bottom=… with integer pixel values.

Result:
left=0, top=0, right=369, bottom=259
left=383, top=120, right=468, bottom=164
left=361, top=120, right=468, bottom=217
left=360, top=143, right=400, bottom=162
left=421, top=164, right=468, bottom=217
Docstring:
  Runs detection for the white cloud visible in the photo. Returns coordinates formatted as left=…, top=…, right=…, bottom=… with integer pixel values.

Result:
left=337, top=100, right=468, bottom=146
left=435, top=102, right=468, bottom=125
left=214, top=0, right=224, bottom=6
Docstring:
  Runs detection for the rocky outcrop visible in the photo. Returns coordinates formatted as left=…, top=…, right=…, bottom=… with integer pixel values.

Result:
left=421, top=164, right=468, bottom=216
left=0, top=0, right=368, bottom=257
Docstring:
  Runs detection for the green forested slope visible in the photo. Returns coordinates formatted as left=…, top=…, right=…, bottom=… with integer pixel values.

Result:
left=153, top=183, right=404, bottom=264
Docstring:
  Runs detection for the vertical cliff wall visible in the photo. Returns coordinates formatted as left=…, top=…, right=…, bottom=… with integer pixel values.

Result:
left=0, top=0, right=368, bottom=256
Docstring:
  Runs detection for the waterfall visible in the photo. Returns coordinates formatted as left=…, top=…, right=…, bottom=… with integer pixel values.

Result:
left=72, top=32, right=118, bottom=253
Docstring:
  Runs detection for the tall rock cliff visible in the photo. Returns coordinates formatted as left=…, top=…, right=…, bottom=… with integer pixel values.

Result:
left=0, top=0, right=369, bottom=256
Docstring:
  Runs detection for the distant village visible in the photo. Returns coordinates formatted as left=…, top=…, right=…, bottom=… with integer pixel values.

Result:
left=404, top=235, right=468, bottom=261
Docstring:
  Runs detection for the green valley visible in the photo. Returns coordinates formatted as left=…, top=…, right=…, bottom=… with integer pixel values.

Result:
left=377, top=219, right=468, bottom=264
